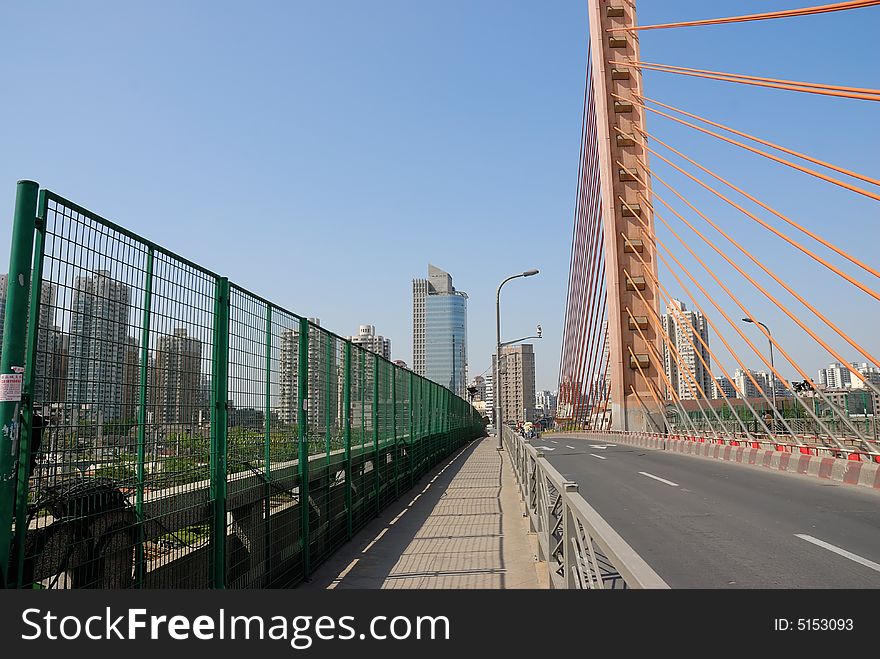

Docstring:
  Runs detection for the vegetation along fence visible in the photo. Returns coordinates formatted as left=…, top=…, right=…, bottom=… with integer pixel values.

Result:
left=0, top=180, right=485, bottom=588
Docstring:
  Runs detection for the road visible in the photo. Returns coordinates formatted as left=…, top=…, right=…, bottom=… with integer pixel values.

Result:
left=534, top=434, right=880, bottom=588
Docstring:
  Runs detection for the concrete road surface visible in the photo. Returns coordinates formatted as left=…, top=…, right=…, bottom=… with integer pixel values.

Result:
left=535, top=434, right=880, bottom=588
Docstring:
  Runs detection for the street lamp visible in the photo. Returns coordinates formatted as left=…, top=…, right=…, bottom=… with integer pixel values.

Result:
left=496, top=269, right=540, bottom=449
left=742, top=317, right=778, bottom=428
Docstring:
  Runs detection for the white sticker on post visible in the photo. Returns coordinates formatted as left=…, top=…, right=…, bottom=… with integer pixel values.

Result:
left=0, top=373, right=23, bottom=402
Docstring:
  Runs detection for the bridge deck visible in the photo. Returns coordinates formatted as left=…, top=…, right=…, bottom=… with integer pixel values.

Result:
left=301, top=437, right=544, bottom=589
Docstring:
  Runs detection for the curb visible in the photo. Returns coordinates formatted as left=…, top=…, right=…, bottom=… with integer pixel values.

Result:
left=569, top=432, right=880, bottom=491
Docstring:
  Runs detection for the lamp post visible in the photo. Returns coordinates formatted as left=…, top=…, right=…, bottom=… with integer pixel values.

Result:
left=742, top=317, right=778, bottom=430
left=496, top=269, right=540, bottom=449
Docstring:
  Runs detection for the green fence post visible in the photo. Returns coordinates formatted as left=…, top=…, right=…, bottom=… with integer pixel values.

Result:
left=408, top=371, right=414, bottom=489
left=0, top=180, right=39, bottom=588
left=210, top=277, right=230, bottom=589
left=325, top=335, right=332, bottom=532
left=263, top=305, right=272, bottom=583
left=298, top=317, right=310, bottom=577
left=372, top=353, right=379, bottom=516
left=11, top=187, right=47, bottom=588
left=134, top=246, right=154, bottom=587
left=343, top=341, right=352, bottom=540
left=392, top=364, right=398, bottom=500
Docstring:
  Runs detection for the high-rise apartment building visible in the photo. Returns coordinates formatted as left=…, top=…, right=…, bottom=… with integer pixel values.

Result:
left=818, top=362, right=855, bottom=389
left=278, top=319, right=340, bottom=431
left=662, top=299, right=711, bottom=401
left=66, top=271, right=131, bottom=422
left=733, top=369, right=771, bottom=399
left=412, top=264, right=467, bottom=398
left=153, top=328, right=203, bottom=425
left=349, top=324, right=391, bottom=360
left=711, top=376, right=736, bottom=400
left=497, top=344, right=536, bottom=424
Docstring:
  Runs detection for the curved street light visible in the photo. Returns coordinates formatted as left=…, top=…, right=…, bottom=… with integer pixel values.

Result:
left=496, top=269, right=540, bottom=449
left=742, top=317, right=778, bottom=428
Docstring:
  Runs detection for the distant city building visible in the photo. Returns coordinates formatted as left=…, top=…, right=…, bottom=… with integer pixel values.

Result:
left=483, top=372, right=494, bottom=419
left=279, top=327, right=299, bottom=426
left=65, top=271, right=132, bottom=422
left=412, top=264, right=468, bottom=397
left=711, top=376, right=736, bottom=400
left=279, top=319, right=340, bottom=431
left=733, top=369, right=772, bottom=400
left=349, top=324, right=391, bottom=360
left=661, top=299, right=711, bottom=401
left=536, top=390, right=558, bottom=418
left=850, top=363, right=880, bottom=390
left=496, top=344, right=536, bottom=425
left=818, top=362, right=853, bottom=389
left=153, top=328, right=203, bottom=425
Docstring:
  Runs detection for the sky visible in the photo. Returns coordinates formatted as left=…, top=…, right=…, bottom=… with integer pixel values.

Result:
left=0, top=1, right=877, bottom=392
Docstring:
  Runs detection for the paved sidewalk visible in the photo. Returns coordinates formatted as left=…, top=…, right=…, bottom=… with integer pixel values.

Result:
left=301, top=437, right=543, bottom=589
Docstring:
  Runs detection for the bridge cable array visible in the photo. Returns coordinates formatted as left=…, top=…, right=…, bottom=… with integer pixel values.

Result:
left=559, top=1, right=879, bottom=457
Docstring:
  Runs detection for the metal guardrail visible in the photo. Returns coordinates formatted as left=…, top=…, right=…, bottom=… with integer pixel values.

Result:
left=501, top=427, right=668, bottom=589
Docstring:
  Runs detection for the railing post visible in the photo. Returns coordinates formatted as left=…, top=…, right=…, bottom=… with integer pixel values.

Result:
left=134, top=246, right=154, bottom=587
left=392, top=365, right=398, bottom=500
left=210, top=277, right=230, bottom=589
left=372, top=353, right=379, bottom=516
left=263, top=305, right=273, bottom=583
left=0, top=180, right=39, bottom=588
left=563, top=482, right=580, bottom=589
left=343, top=341, right=352, bottom=540
left=297, top=317, right=310, bottom=577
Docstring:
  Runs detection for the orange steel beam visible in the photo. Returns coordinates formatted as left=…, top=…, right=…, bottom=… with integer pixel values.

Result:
left=619, top=61, right=880, bottom=102
left=616, top=94, right=880, bottom=203
left=618, top=227, right=758, bottom=440
left=633, top=93, right=880, bottom=189
left=639, top=179, right=880, bottom=437
left=616, top=1, right=880, bottom=32
left=628, top=205, right=783, bottom=438
left=640, top=144, right=880, bottom=374
left=588, top=0, right=661, bottom=431
left=611, top=101, right=880, bottom=279
left=626, top=61, right=880, bottom=98
left=631, top=127, right=880, bottom=293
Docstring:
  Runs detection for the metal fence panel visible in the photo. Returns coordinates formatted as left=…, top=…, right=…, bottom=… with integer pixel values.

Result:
left=0, top=184, right=485, bottom=588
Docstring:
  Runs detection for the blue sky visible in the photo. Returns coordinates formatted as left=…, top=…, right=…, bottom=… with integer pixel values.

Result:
left=1, top=1, right=877, bottom=391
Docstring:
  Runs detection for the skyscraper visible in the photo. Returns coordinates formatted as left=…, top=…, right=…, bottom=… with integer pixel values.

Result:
left=412, top=264, right=468, bottom=397
left=65, top=271, right=131, bottom=422
left=497, top=344, right=536, bottom=424
left=153, top=328, right=203, bottom=425
left=661, top=299, right=711, bottom=401
left=279, top=327, right=299, bottom=426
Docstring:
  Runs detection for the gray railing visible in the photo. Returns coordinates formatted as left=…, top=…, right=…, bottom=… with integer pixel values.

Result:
left=502, top=427, right=668, bottom=589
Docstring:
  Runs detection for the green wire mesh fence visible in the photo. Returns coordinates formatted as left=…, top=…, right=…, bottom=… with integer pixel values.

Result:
left=0, top=182, right=485, bottom=589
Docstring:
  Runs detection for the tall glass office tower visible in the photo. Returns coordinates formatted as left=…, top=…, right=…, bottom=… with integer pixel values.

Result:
left=426, top=294, right=467, bottom=397
left=413, top=265, right=468, bottom=398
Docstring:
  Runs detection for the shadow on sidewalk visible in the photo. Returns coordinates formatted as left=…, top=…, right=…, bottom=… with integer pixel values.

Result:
left=300, top=437, right=513, bottom=589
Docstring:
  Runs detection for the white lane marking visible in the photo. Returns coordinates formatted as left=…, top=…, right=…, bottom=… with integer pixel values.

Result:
left=589, top=453, right=607, bottom=460
left=590, top=445, right=607, bottom=450
left=638, top=471, right=679, bottom=487
left=566, top=445, right=576, bottom=449
left=795, top=534, right=880, bottom=574
left=535, top=446, right=555, bottom=451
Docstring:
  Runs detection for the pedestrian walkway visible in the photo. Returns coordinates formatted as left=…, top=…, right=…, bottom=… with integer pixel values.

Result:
left=301, top=437, right=544, bottom=589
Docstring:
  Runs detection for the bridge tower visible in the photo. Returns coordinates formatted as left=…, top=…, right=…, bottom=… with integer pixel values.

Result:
left=588, top=0, right=662, bottom=431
